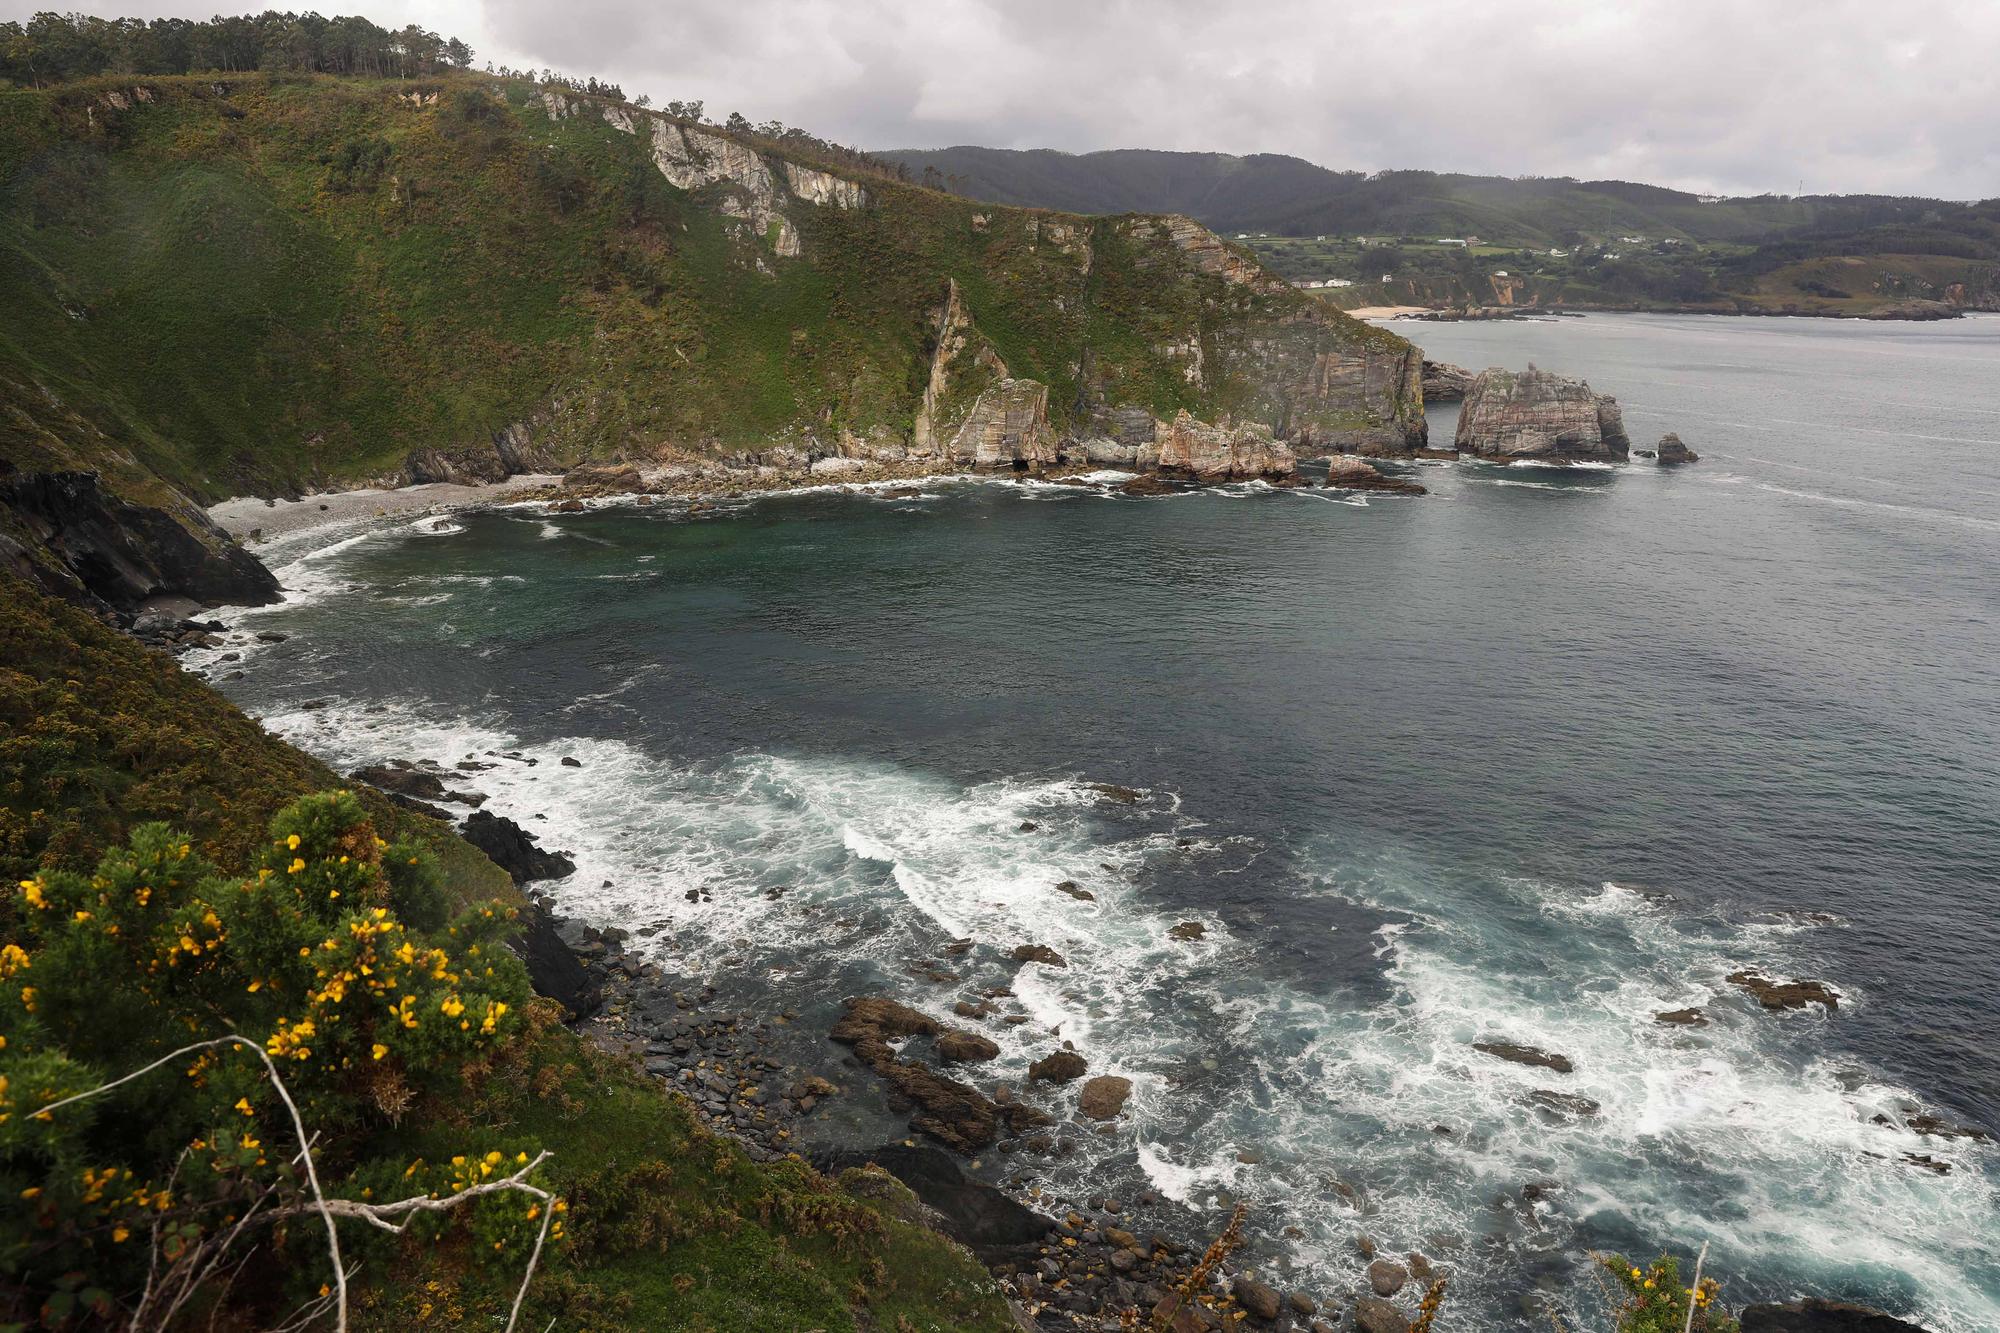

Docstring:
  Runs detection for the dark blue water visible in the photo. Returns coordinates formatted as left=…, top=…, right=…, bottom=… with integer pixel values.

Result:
left=205, top=313, right=2000, bottom=1330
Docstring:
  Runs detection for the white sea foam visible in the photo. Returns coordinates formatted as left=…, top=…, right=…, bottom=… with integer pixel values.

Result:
left=235, top=687, right=1998, bottom=1333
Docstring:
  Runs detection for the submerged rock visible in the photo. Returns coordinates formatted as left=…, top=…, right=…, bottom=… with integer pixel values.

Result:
left=1739, top=1297, right=1932, bottom=1333
left=1528, top=1090, right=1601, bottom=1118
left=1324, top=455, right=1427, bottom=494
left=1367, top=1258, right=1409, bottom=1296
left=1454, top=365, right=1630, bottom=463
left=1011, top=943, right=1068, bottom=968
left=1655, top=1007, right=1708, bottom=1027
left=1078, top=1074, right=1133, bottom=1120
left=1472, top=1041, right=1575, bottom=1074
left=1727, top=971, right=1840, bottom=1012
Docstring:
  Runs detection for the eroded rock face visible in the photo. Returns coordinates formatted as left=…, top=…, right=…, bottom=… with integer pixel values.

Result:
left=949, top=379, right=1059, bottom=469
left=1454, top=366, right=1630, bottom=462
left=1421, top=359, right=1475, bottom=402
left=460, top=809, right=577, bottom=884
left=1155, top=410, right=1297, bottom=480
left=0, top=470, right=278, bottom=611
left=1656, top=432, right=1700, bottom=464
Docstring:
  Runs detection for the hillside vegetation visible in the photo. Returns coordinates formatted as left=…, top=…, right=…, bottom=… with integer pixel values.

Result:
left=0, top=70, right=1419, bottom=508
left=0, top=570, right=1018, bottom=1331
left=883, top=146, right=2000, bottom=316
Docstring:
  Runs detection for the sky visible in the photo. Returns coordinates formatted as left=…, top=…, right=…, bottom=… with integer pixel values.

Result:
left=12, top=0, right=1998, bottom=200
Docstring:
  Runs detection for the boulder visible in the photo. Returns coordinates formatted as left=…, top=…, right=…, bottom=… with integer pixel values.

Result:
left=1727, top=971, right=1840, bottom=1012
left=1472, top=1040, right=1575, bottom=1074
left=1656, top=1007, right=1708, bottom=1026
left=937, top=1029, right=1001, bottom=1063
left=1169, top=922, right=1206, bottom=941
left=1355, top=1295, right=1412, bottom=1333
left=1454, top=365, right=1630, bottom=462
left=1656, top=432, right=1700, bottom=464
left=1324, top=455, right=1427, bottom=494
left=1232, top=1275, right=1284, bottom=1321
left=460, top=810, right=577, bottom=883
left=810, top=456, right=868, bottom=476
left=1029, top=1050, right=1088, bottom=1084
left=1739, top=1298, right=1931, bottom=1333
left=1367, top=1259, right=1409, bottom=1296
left=1078, top=1074, right=1133, bottom=1120
left=561, top=462, right=643, bottom=492
left=1012, top=943, right=1068, bottom=968
left=1053, top=880, right=1096, bottom=902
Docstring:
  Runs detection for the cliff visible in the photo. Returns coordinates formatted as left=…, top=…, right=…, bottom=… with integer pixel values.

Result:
left=1455, top=366, right=1631, bottom=463
left=0, top=71, right=1425, bottom=550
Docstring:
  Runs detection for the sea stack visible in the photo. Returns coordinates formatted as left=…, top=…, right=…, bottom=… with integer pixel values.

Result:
left=1656, top=433, right=1700, bottom=464
left=1454, top=365, right=1630, bottom=463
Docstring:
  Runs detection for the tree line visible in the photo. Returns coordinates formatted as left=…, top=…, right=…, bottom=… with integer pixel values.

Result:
left=0, top=10, right=473, bottom=86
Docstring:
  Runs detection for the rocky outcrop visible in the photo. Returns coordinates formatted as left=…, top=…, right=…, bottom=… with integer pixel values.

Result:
left=815, top=1143, right=1050, bottom=1262
left=1739, top=1298, right=1931, bottom=1333
left=1154, top=411, right=1296, bottom=480
left=1472, top=1040, right=1575, bottom=1073
left=511, top=898, right=603, bottom=1018
left=949, top=379, right=1059, bottom=469
left=1728, top=971, right=1840, bottom=1011
left=460, top=809, right=578, bottom=884
left=0, top=469, right=278, bottom=611
left=829, top=997, right=1008, bottom=1151
left=1078, top=1074, right=1133, bottom=1120
left=1325, top=456, right=1426, bottom=494
left=1454, top=366, right=1630, bottom=463
left=1656, top=432, right=1700, bottom=464
left=1421, top=359, right=1474, bottom=402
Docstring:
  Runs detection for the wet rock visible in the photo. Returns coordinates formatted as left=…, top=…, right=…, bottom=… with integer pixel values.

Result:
left=1012, top=943, right=1068, bottom=968
left=560, top=755, right=583, bottom=767
left=831, top=997, right=1002, bottom=1151
left=1029, top=1050, right=1088, bottom=1084
left=1355, top=1294, right=1412, bottom=1333
left=1655, top=433, right=1700, bottom=465
left=511, top=901, right=603, bottom=1018
left=1655, top=1007, right=1708, bottom=1026
left=1904, top=1114, right=1990, bottom=1141
left=1367, top=1259, right=1409, bottom=1296
left=1455, top=365, right=1630, bottom=463
left=1053, top=880, right=1096, bottom=902
left=1727, top=971, right=1839, bottom=1011
left=1078, top=1075, right=1133, bottom=1120
left=816, top=1143, right=1050, bottom=1262
left=1233, top=1275, right=1284, bottom=1320
left=937, top=1030, right=1002, bottom=1063
left=1169, top=921, right=1206, bottom=941
left=1087, top=782, right=1144, bottom=803
left=1324, top=455, right=1427, bottom=494
left=1738, top=1297, right=1932, bottom=1333
left=1472, top=1041, right=1575, bottom=1074
left=460, top=810, right=577, bottom=883
left=551, top=498, right=586, bottom=513
left=1528, top=1090, right=1601, bottom=1119
left=1901, top=1152, right=1950, bottom=1175
left=254, top=629, right=290, bottom=643
left=351, top=762, right=450, bottom=802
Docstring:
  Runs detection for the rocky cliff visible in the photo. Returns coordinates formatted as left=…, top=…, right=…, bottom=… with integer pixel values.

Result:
left=1454, top=366, right=1630, bottom=463
left=0, top=71, right=1428, bottom=526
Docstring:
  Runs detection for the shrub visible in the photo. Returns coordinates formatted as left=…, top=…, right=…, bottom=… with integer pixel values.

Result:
left=0, top=791, right=546, bottom=1325
left=1600, top=1252, right=1739, bottom=1333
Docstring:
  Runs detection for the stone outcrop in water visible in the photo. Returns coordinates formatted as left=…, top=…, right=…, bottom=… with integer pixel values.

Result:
left=1325, top=455, right=1427, bottom=494
left=1656, top=432, right=1700, bottom=464
left=1154, top=411, right=1296, bottom=480
left=1454, top=365, right=1630, bottom=463
left=1739, top=1298, right=1931, bottom=1333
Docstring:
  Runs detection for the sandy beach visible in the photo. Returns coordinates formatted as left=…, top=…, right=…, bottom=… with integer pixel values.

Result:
left=1343, top=304, right=1433, bottom=319
left=208, top=475, right=561, bottom=543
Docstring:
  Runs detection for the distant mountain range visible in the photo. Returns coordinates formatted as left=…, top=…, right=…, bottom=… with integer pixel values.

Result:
left=878, top=146, right=1966, bottom=247
left=879, top=147, right=2000, bottom=315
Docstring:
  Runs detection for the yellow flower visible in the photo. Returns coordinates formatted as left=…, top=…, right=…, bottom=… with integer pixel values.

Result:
left=288, top=858, right=306, bottom=874
left=235, top=1098, right=254, bottom=1116
left=112, top=1225, right=130, bottom=1243
left=287, top=833, right=301, bottom=850
left=372, top=1043, right=388, bottom=1061
left=19, top=879, right=45, bottom=910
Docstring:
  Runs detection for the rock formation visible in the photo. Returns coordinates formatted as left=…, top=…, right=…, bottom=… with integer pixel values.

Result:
left=1154, top=411, right=1296, bottom=480
left=1738, top=1297, right=1931, bottom=1333
left=0, top=469, right=278, bottom=611
left=1454, top=366, right=1630, bottom=463
left=1421, top=359, right=1475, bottom=402
left=1656, top=432, right=1700, bottom=464
left=1325, top=456, right=1427, bottom=494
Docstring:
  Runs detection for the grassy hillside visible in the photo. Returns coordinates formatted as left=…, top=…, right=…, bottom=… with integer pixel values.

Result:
left=884, top=146, right=2000, bottom=315
left=0, top=569, right=1018, bottom=1331
left=0, top=72, right=1417, bottom=507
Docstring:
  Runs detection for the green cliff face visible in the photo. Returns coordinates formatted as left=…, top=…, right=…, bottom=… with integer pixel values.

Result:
left=0, top=73, right=1423, bottom=505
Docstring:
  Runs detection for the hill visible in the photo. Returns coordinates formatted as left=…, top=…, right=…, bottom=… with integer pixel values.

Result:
left=882, top=146, right=2000, bottom=316
left=0, top=71, right=1422, bottom=533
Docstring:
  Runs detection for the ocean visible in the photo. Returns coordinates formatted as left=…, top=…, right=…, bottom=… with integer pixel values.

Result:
left=199, top=312, right=2000, bottom=1330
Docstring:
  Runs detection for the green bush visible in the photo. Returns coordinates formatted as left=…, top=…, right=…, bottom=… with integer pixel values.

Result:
left=0, top=791, right=541, bottom=1325
left=1600, top=1253, right=1739, bottom=1333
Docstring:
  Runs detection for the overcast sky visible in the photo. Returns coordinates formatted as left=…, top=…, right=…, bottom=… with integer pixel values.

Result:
left=14, top=0, right=1998, bottom=199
